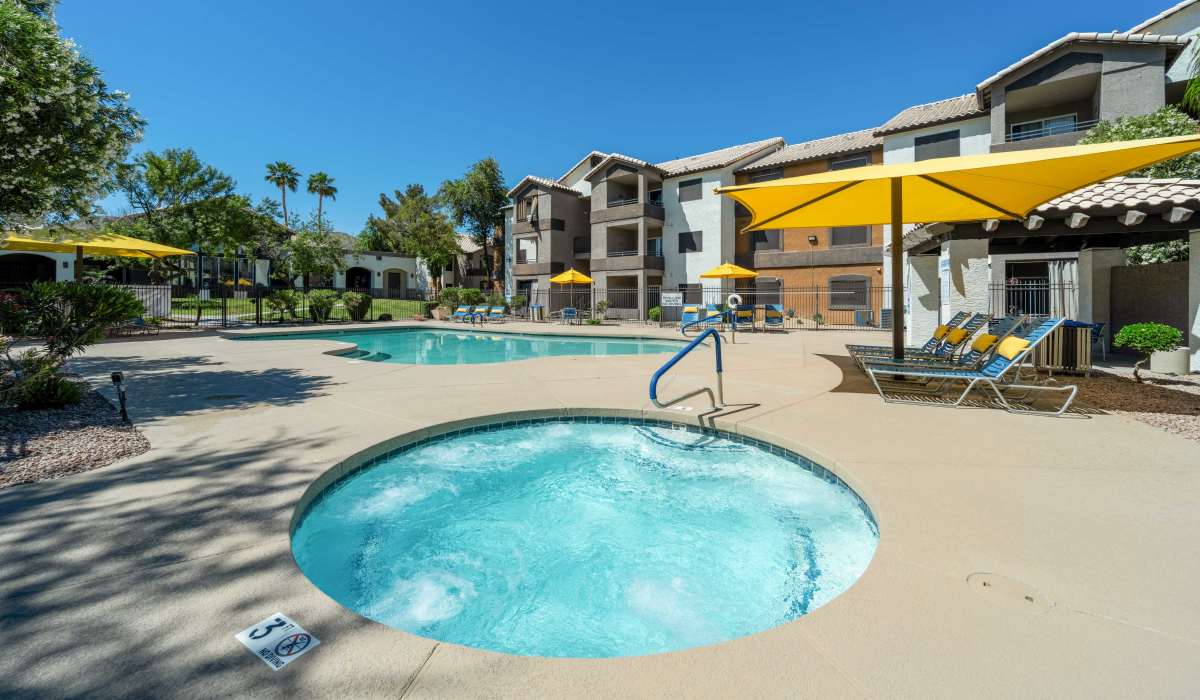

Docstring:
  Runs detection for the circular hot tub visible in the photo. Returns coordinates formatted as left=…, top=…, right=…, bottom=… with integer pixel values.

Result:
left=292, top=417, right=878, bottom=658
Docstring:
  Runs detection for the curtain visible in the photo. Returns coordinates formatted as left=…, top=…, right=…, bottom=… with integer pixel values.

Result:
left=1046, top=259, right=1079, bottom=319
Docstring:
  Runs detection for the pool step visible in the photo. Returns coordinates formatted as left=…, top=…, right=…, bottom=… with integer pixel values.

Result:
left=362, top=352, right=392, bottom=362
left=340, top=349, right=371, bottom=359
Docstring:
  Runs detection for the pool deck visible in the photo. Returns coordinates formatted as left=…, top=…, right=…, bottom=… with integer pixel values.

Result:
left=2, top=320, right=1198, bottom=698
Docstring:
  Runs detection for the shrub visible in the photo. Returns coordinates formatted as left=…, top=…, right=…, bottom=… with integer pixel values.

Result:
left=423, top=301, right=439, bottom=318
left=648, top=306, right=661, bottom=322
left=510, top=294, right=528, bottom=310
left=459, top=287, right=486, bottom=306
left=1, top=352, right=81, bottom=409
left=264, top=290, right=300, bottom=321
left=343, top=291, right=372, bottom=321
left=17, top=282, right=144, bottom=359
left=594, top=299, right=609, bottom=319
left=1113, top=322, right=1184, bottom=382
left=308, top=289, right=340, bottom=323
left=487, top=292, right=507, bottom=309
left=439, top=287, right=462, bottom=310
left=0, top=291, right=25, bottom=334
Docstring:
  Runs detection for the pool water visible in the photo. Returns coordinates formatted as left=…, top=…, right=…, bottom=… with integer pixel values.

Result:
left=242, top=328, right=682, bottom=364
left=292, top=420, right=879, bottom=658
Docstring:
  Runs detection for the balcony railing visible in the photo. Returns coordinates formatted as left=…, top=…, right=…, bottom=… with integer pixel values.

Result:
left=607, top=196, right=639, bottom=207
left=1006, top=118, right=1097, bottom=143
left=606, top=249, right=639, bottom=257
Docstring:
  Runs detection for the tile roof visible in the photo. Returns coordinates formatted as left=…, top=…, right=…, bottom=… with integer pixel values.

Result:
left=506, top=174, right=586, bottom=198
left=1129, top=0, right=1200, bottom=33
left=655, top=137, right=784, bottom=177
left=583, top=153, right=665, bottom=180
left=895, top=177, right=1200, bottom=251
left=874, top=94, right=987, bottom=136
left=737, top=129, right=882, bottom=172
left=977, top=32, right=1191, bottom=94
left=1034, top=176, right=1200, bottom=216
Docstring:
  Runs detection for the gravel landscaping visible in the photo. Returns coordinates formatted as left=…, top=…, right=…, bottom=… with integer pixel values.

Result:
left=0, top=378, right=150, bottom=489
left=1071, top=368, right=1200, bottom=442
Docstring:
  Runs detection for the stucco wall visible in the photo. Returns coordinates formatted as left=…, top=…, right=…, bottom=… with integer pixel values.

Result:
left=1135, top=3, right=1200, bottom=84
left=1111, top=261, right=1189, bottom=337
left=333, top=253, right=428, bottom=291
left=881, top=116, right=991, bottom=164
left=0, top=250, right=76, bottom=281
left=663, top=168, right=734, bottom=288
left=1098, top=45, right=1167, bottom=120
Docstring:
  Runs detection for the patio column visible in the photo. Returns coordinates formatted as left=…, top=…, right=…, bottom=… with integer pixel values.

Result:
left=1190, top=230, right=1200, bottom=372
left=907, top=255, right=940, bottom=346
left=1078, top=247, right=1125, bottom=348
left=939, top=238, right=990, bottom=319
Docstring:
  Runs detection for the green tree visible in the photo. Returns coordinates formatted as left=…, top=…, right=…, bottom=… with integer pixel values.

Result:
left=306, top=172, right=337, bottom=231
left=439, top=158, right=507, bottom=289
left=283, top=214, right=346, bottom=287
left=365, top=184, right=460, bottom=294
left=0, top=1, right=144, bottom=228
left=1113, top=322, right=1184, bottom=383
left=113, top=148, right=266, bottom=281
left=264, top=161, right=300, bottom=230
left=1080, top=106, right=1198, bottom=263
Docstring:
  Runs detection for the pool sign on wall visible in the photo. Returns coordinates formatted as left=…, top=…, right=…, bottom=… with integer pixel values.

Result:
left=235, top=612, right=320, bottom=670
left=661, top=292, right=684, bottom=307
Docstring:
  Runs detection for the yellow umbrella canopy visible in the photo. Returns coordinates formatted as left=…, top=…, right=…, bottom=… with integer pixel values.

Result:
left=715, top=134, right=1200, bottom=359
left=717, top=134, right=1200, bottom=230
left=700, top=262, right=758, bottom=280
left=548, top=268, right=593, bottom=285
left=1, top=229, right=195, bottom=258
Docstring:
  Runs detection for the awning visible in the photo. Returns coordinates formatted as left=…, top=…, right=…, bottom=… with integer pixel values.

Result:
left=1, top=230, right=195, bottom=259
left=699, top=262, right=758, bottom=280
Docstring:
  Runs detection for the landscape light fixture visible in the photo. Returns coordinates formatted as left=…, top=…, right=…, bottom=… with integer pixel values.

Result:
left=110, top=371, right=128, bottom=422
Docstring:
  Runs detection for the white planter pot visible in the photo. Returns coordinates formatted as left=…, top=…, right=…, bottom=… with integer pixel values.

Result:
left=1150, top=348, right=1189, bottom=375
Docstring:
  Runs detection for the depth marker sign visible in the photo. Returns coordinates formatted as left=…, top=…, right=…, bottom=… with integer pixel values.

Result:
left=235, top=613, right=320, bottom=670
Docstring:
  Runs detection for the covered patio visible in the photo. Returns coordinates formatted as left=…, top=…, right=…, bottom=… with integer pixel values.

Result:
left=897, top=177, right=1200, bottom=370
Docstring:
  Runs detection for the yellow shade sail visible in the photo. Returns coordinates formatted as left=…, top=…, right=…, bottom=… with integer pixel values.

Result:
left=548, top=268, right=593, bottom=285
left=717, top=134, right=1200, bottom=231
left=1, top=229, right=195, bottom=258
left=699, top=262, right=758, bottom=280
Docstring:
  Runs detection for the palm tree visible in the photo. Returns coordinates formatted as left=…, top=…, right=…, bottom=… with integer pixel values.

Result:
left=306, top=172, right=338, bottom=232
left=264, top=161, right=300, bottom=230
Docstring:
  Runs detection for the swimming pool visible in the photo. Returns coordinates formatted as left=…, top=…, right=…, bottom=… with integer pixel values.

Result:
left=292, top=418, right=878, bottom=658
left=240, top=328, right=683, bottom=364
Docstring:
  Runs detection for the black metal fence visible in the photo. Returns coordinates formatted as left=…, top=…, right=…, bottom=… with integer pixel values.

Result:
left=118, top=284, right=433, bottom=328
left=519, top=286, right=894, bottom=330
left=988, top=283, right=1079, bottom=318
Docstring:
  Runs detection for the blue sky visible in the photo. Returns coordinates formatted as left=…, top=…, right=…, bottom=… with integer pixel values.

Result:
left=60, top=0, right=1166, bottom=233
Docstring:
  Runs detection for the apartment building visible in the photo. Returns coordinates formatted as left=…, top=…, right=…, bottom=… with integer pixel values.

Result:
left=732, top=129, right=885, bottom=323
left=506, top=139, right=784, bottom=317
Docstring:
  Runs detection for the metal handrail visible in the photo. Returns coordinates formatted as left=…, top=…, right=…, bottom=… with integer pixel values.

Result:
left=650, top=327, right=724, bottom=410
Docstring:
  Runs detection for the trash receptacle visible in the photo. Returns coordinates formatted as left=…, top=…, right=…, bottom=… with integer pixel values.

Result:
left=529, top=304, right=544, bottom=322
left=1033, top=319, right=1094, bottom=376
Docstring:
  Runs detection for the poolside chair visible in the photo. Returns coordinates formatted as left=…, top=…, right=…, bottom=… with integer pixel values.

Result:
left=732, top=304, right=756, bottom=332
left=450, top=305, right=471, bottom=322
left=470, top=305, right=489, bottom=323
left=764, top=304, right=784, bottom=331
left=560, top=307, right=578, bottom=325
left=865, top=317, right=1077, bottom=416
left=846, top=311, right=969, bottom=359
left=487, top=306, right=506, bottom=323
left=680, top=305, right=701, bottom=328
left=850, top=313, right=992, bottom=367
left=702, top=304, right=726, bottom=329
left=117, top=316, right=161, bottom=336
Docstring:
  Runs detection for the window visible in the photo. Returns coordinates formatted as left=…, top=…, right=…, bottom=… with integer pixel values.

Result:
left=751, top=229, right=781, bottom=251
left=830, top=226, right=871, bottom=247
left=829, top=276, right=870, bottom=309
left=829, top=154, right=870, bottom=170
left=1009, top=114, right=1077, bottom=142
left=914, top=130, right=960, bottom=161
left=648, top=189, right=663, bottom=206
left=516, top=237, right=537, bottom=264
left=678, top=230, right=702, bottom=254
left=748, top=168, right=783, bottom=183
left=678, top=178, right=702, bottom=202
left=647, top=237, right=663, bottom=257
left=755, top=277, right=782, bottom=305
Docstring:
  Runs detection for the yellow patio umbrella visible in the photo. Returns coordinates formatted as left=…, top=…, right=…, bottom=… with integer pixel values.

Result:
left=1, top=229, right=195, bottom=281
left=716, top=133, right=1200, bottom=358
left=699, top=262, right=758, bottom=280
left=548, top=268, right=593, bottom=316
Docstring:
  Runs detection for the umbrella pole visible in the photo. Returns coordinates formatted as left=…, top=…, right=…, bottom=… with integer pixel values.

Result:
left=75, top=246, right=84, bottom=283
left=890, top=177, right=904, bottom=361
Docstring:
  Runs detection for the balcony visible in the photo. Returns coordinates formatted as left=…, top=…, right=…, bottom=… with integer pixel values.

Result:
left=591, top=201, right=665, bottom=224
left=573, top=238, right=591, bottom=259
left=992, top=118, right=1098, bottom=153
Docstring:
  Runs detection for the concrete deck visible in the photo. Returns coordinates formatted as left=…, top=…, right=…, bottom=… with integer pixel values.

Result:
left=1, top=321, right=1197, bottom=698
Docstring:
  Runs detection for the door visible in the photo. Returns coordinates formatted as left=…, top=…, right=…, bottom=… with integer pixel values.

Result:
left=386, top=271, right=405, bottom=295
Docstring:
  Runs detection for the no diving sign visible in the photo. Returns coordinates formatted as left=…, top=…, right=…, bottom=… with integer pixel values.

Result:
left=235, top=612, right=320, bottom=670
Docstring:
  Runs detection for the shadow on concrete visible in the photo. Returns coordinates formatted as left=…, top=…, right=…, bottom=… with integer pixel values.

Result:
left=0, top=428, right=336, bottom=697
left=69, top=354, right=335, bottom=425
left=816, top=354, right=876, bottom=395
